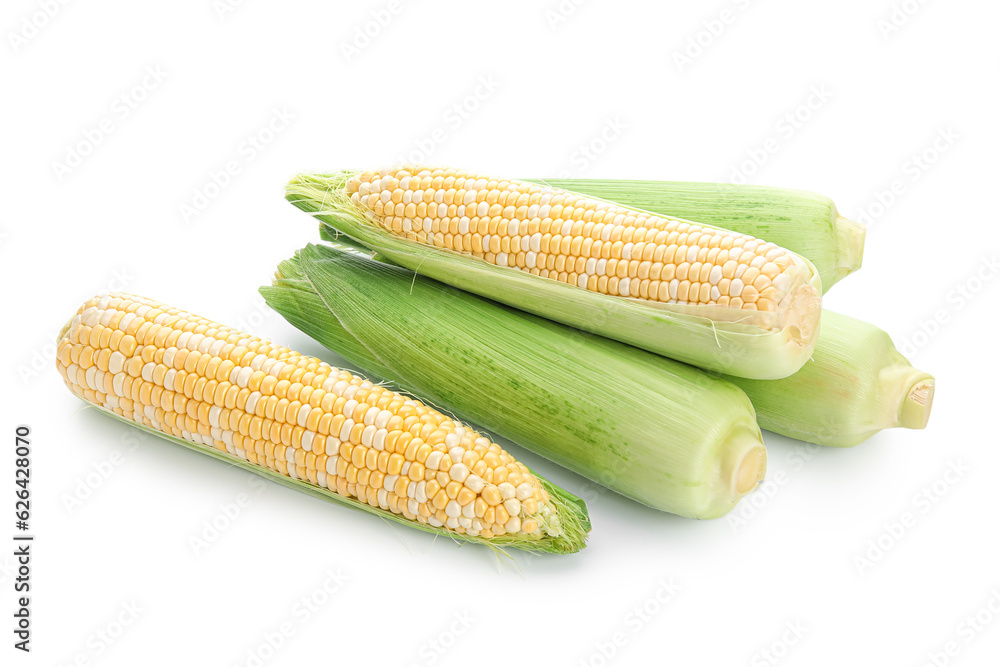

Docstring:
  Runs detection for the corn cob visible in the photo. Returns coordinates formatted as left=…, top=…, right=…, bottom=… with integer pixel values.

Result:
left=286, top=167, right=824, bottom=380
left=720, top=310, right=934, bottom=446
left=262, top=242, right=768, bottom=520
left=537, top=179, right=865, bottom=292
left=55, top=293, right=590, bottom=553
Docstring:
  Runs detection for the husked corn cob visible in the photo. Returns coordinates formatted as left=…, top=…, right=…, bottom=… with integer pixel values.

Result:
left=263, top=242, right=769, bottom=519
left=540, top=178, right=866, bottom=292
left=55, top=293, right=589, bottom=553
left=287, top=169, right=824, bottom=380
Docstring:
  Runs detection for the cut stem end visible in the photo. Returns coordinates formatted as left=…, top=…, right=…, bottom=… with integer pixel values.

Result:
left=734, top=445, right=767, bottom=496
left=724, top=430, right=767, bottom=500
left=900, top=376, right=935, bottom=430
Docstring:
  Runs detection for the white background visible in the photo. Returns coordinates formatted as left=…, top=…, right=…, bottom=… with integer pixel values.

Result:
left=2, top=1, right=998, bottom=665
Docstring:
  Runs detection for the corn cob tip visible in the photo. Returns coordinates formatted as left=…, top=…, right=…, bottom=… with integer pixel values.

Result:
left=777, top=282, right=821, bottom=348
left=900, top=375, right=935, bottom=430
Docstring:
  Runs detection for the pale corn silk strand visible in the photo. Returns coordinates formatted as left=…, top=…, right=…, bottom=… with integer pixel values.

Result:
left=346, top=165, right=814, bottom=313
left=55, top=293, right=567, bottom=542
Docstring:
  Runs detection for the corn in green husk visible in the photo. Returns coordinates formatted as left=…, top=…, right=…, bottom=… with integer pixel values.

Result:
left=285, top=172, right=823, bottom=381
left=536, top=181, right=931, bottom=445
left=267, top=238, right=933, bottom=451
left=720, top=310, right=934, bottom=447
left=542, top=179, right=865, bottom=292
left=262, top=241, right=768, bottom=520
